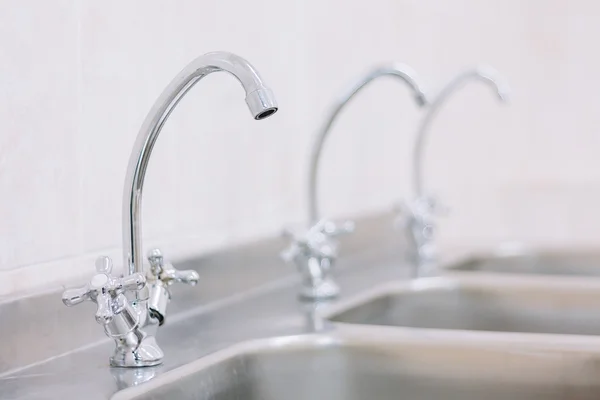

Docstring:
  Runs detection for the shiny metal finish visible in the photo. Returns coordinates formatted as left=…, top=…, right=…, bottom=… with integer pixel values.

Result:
left=111, top=326, right=600, bottom=400
left=396, top=195, right=441, bottom=277
left=281, top=219, right=354, bottom=300
left=308, top=63, right=427, bottom=225
left=448, top=249, right=600, bottom=277
left=9, top=222, right=600, bottom=399
left=2, top=222, right=405, bottom=399
left=123, top=52, right=278, bottom=276
left=15, top=207, right=600, bottom=399
left=404, top=66, right=510, bottom=275
left=61, top=257, right=162, bottom=367
left=61, top=52, right=278, bottom=368
left=412, top=65, right=510, bottom=198
left=329, top=275, right=600, bottom=336
left=62, top=256, right=146, bottom=320
left=145, top=248, right=199, bottom=325
left=0, top=211, right=396, bottom=379
left=283, top=64, right=427, bottom=300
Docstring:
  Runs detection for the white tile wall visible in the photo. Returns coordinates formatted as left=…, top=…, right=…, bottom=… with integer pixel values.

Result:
left=1, top=0, right=600, bottom=296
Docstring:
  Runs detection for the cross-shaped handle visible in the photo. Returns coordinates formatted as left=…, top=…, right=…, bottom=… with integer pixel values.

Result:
left=147, top=249, right=199, bottom=286
left=62, top=256, right=145, bottom=325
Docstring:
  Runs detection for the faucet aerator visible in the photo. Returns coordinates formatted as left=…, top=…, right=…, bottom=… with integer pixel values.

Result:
left=256, top=108, right=278, bottom=120
left=246, top=87, right=278, bottom=120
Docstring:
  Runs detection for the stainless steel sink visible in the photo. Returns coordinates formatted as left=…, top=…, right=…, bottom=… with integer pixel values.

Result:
left=327, top=276, right=600, bottom=336
left=446, top=250, right=600, bottom=277
left=111, top=326, right=600, bottom=400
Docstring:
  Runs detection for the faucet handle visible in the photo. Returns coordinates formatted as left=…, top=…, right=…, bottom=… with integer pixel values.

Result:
left=62, top=256, right=146, bottom=325
left=147, top=248, right=199, bottom=286
left=282, top=219, right=351, bottom=262
left=281, top=220, right=347, bottom=301
left=318, top=219, right=355, bottom=238
left=413, top=196, right=449, bottom=217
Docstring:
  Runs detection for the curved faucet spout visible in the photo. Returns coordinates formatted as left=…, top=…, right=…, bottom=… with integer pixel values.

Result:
left=123, top=52, right=278, bottom=276
left=412, top=65, right=510, bottom=198
left=307, top=64, right=428, bottom=224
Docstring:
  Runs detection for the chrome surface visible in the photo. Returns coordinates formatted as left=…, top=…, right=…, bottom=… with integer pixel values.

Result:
left=283, top=63, right=427, bottom=300
left=112, top=325, right=600, bottom=400
left=396, top=195, right=442, bottom=278
left=61, top=257, right=163, bottom=367
left=281, top=219, right=354, bottom=300
left=411, top=65, right=510, bottom=198
left=123, top=51, right=278, bottom=277
left=0, top=212, right=395, bottom=377
left=59, top=52, right=278, bottom=368
left=404, top=66, right=510, bottom=275
left=448, top=249, right=600, bottom=277
left=307, top=63, right=427, bottom=225
left=329, top=275, right=600, bottom=336
left=9, top=209, right=600, bottom=399
left=1, top=212, right=404, bottom=399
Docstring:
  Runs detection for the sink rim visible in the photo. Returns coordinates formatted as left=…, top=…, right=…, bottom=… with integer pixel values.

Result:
left=324, top=274, right=600, bottom=316
left=110, top=323, right=600, bottom=400
left=442, top=246, right=600, bottom=278
left=323, top=275, right=600, bottom=337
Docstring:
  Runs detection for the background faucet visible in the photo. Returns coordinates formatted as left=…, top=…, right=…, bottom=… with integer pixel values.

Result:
left=62, top=52, right=278, bottom=367
left=402, top=65, right=510, bottom=277
left=282, top=63, right=427, bottom=300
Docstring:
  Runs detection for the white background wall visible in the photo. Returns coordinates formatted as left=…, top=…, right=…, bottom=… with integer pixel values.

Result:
left=1, top=0, right=599, bottom=296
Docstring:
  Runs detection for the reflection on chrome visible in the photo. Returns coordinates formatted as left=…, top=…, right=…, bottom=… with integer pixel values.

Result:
left=404, top=65, right=510, bottom=277
left=62, top=52, right=278, bottom=367
left=283, top=63, right=427, bottom=300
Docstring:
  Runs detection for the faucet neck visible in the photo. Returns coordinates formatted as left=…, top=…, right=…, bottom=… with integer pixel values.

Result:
left=307, top=64, right=427, bottom=225
left=411, top=66, right=510, bottom=199
left=122, top=52, right=277, bottom=276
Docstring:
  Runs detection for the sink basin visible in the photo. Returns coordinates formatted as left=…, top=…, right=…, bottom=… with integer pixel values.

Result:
left=327, top=276, right=600, bottom=336
left=447, top=250, right=600, bottom=277
left=111, top=326, right=600, bottom=400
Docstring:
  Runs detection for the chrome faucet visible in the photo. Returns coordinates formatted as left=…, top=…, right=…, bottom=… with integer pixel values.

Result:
left=282, top=63, right=427, bottom=300
left=402, top=65, right=510, bottom=277
left=62, top=52, right=278, bottom=367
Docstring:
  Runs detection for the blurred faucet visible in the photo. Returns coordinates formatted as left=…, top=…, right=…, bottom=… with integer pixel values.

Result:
left=62, top=52, right=278, bottom=367
left=282, top=63, right=427, bottom=301
left=402, top=65, right=510, bottom=277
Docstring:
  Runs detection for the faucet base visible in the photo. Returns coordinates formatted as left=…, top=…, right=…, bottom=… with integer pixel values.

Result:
left=299, top=278, right=340, bottom=301
left=110, top=334, right=164, bottom=368
left=407, top=242, right=439, bottom=279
